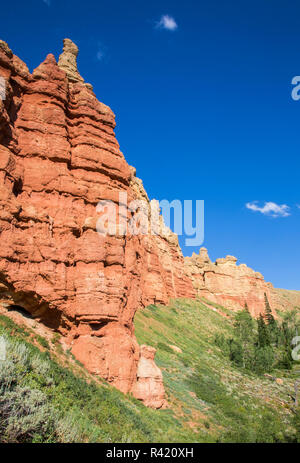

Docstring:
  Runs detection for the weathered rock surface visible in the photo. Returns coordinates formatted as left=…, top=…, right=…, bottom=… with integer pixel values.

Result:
left=131, top=345, right=168, bottom=409
left=0, top=39, right=194, bottom=408
left=58, top=38, right=84, bottom=84
left=129, top=172, right=195, bottom=306
left=184, top=248, right=276, bottom=317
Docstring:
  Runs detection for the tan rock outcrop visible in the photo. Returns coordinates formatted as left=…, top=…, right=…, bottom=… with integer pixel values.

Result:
left=58, top=38, right=84, bottom=83
left=0, top=39, right=194, bottom=407
left=131, top=345, right=168, bottom=409
left=185, top=248, right=276, bottom=317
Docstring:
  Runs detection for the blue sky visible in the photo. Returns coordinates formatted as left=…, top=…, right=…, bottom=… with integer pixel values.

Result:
left=2, top=0, right=300, bottom=289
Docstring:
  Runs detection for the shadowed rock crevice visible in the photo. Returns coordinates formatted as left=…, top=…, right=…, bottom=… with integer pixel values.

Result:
left=7, top=304, right=33, bottom=319
left=0, top=276, right=63, bottom=330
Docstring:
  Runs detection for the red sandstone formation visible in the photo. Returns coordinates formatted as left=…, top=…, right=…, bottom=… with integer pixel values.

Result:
left=184, top=248, right=276, bottom=317
left=0, top=38, right=194, bottom=408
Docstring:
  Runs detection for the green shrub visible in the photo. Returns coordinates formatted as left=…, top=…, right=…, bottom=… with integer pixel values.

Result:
left=253, top=346, right=275, bottom=375
left=0, top=386, right=58, bottom=443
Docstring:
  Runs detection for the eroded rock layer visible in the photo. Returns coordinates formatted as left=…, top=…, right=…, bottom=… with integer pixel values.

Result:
left=184, top=248, right=276, bottom=317
left=0, top=39, right=194, bottom=407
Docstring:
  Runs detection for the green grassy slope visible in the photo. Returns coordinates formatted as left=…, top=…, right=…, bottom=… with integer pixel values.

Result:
left=135, top=299, right=299, bottom=442
left=274, top=288, right=300, bottom=313
left=0, top=313, right=199, bottom=443
left=0, top=299, right=299, bottom=443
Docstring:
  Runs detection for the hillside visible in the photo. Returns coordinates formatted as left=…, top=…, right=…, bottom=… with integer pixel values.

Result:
left=273, top=289, right=300, bottom=313
left=1, top=299, right=299, bottom=443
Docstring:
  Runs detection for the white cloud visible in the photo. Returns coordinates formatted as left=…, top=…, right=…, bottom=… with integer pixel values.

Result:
left=246, top=201, right=291, bottom=218
left=96, top=49, right=104, bottom=61
left=156, top=15, right=178, bottom=31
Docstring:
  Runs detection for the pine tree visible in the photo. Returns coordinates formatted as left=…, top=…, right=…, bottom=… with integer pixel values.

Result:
left=264, top=293, right=275, bottom=326
left=254, top=310, right=276, bottom=373
left=229, top=338, right=244, bottom=367
left=253, top=345, right=275, bottom=374
left=234, top=306, right=255, bottom=369
left=258, top=313, right=270, bottom=348
left=264, top=293, right=278, bottom=345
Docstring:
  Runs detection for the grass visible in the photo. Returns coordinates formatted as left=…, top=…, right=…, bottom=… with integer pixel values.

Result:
left=135, top=298, right=298, bottom=442
left=0, top=314, right=201, bottom=443
left=0, top=299, right=299, bottom=442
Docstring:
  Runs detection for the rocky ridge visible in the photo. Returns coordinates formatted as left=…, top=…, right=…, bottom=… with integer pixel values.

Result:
left=0, top=38, right=194, bottom=408
left=184, top=247, right=276, bottom=317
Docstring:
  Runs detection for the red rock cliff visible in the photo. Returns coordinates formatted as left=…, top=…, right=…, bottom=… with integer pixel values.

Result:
left=0, top=38, right=194, bottom=408
left=184, top=247, right=276, bottom=317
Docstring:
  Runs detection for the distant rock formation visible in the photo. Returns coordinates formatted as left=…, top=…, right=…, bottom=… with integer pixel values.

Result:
left=184, top=248, right=276, bottom=317
left=0, top=38, right=194, bottom=408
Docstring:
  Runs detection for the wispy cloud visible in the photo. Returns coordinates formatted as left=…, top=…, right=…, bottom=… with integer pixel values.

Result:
left=96, top=49, right=104, bottom=61
left=43, top=0, right=51, bottom=6
left=156, top=15, right=178, bottom=31
left=246, top=201, right=291, bottom=218
left=94, top=41, right=106, bottom=62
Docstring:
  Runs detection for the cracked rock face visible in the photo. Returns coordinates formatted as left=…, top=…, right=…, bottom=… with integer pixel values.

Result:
left=0, top=39, right=194, bottom=407
left=184, top=248, right=276, bottom=317
left=58, top=38, right=84, bottom=83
